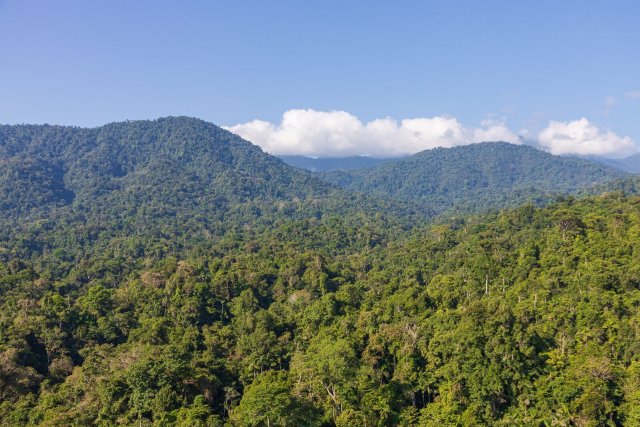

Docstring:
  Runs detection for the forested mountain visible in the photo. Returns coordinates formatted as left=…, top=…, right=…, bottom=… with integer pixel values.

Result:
left=321, top=142, right=628, bottom=214
left=0, top=118, right=420, bottom=261
left=0, top=117, right=331, bottom=220
left=3, top=118, right=640, bottom=426
left=594, top=152, right=640, bottom=174
left=278, top=155, right=397, bottom=172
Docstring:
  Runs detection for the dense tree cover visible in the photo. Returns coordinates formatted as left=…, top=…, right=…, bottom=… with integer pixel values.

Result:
left=3, top=118, right=640, bottom=426
left=2, top=193, right=640, bottom=425
left=0, top=118, right=422, bottom=262
left=320, top=142, right=628, bottom=215
left=595, top=152, right=640, bottom=174
left=0, top=117, right=344, bottom=226
left=279, top=156, right=397, bottom=172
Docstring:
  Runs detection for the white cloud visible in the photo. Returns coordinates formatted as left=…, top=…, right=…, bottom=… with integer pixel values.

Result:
left=538, top=118, right=635, bottom=157
left=626, top=90, right=640, bottom=99
left=473, top=119, right=521, bottom=145
left=224, top=109, right=519, bottom=157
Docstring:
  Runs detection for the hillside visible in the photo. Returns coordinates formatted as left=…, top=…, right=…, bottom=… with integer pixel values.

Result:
left=3, top=120, right=640, bottom=426
left=0, top=117, right=331, bottom=218
left=321, top=142, right=628, bottom=214
left=0, top=118, right=419, bottom=260
left=594, top=152, right=640, bottom=174
left=2, top=192, right=640, bottom=425
left=278, top=155, right=397, bottom=172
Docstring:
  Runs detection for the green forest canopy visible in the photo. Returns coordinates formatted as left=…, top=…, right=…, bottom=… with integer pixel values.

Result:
left=1, top=118, right=640, bottom=426
left=320, top=142, right=627, bottom=215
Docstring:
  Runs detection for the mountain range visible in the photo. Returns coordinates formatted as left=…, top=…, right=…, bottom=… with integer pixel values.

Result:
left=1, top=119, right=634, bottom=255
left=1, top=117, right=418, bottom=260
left=2, top=118, right=630, bottom=228
left=2, top=117, right=640, bottom=425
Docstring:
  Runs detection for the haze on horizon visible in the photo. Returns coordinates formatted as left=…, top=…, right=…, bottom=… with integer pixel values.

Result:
left=0, top=0, right=638, bottom=157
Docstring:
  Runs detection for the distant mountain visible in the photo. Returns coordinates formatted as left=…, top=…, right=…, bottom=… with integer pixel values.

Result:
left=591, top=152, right=640, bottom=174
left=321, top=142, right=628, bottom=214
left=0, top=117, right=329, bottom=216
left=4, top=122, right=640, bottom=426
left=0, top=117, right=417, bottom=257
left=278, top=155, right=398, bottom=171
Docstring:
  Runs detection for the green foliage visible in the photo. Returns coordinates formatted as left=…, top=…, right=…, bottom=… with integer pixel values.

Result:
left=321, top=142, right=628, bottom=215
left=279, top=155, right=395, bottom=172
left=2, top=193, right=640, bottom=425
left=3, top=118, right=640, bottom=425
left=229, top=370, right=319, bottom=426
left=0, top=118, right=420, bottom=265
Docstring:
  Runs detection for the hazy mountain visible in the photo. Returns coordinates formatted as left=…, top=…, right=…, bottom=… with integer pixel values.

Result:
left=320, top=142, right=628, bottom=214
left=591, top=152, right=640, bottom=174
left=278, top=155, right=398, bottom=171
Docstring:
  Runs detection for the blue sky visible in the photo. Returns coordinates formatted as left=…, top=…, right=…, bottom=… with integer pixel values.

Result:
left=0, top=1, right=638, bottom=157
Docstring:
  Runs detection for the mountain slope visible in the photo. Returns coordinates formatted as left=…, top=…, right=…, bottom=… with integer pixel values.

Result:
left=0, top=117, right=330, bottom=215
left=0, top=117, right=419, bottom=259
left=3, top=119, right=640, bottom=425
left=2, top=190, right=640, bottom=425
left=593, top=152, right=640, bottom=173
left=278, top=155, right=397, bottom=171
left=321, top=142, right=628, bottom=214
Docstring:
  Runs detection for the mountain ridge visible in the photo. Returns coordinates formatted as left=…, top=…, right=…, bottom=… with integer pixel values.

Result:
left=3, top=119, right=640, bottom=425
left=0, top=117, right=422, bottom=260
left=320, top=141, right=628, bottom=214
left=591, top=152, right=640, bottom=174
left=278, top=155, right=399, bottom=171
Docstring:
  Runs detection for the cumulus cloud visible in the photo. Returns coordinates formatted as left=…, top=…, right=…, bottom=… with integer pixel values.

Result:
left=224, top=109, right=519, bottom=157
left=538, top=118, right=635, bottom=157
left=626, top=90, right=640, bottom=99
